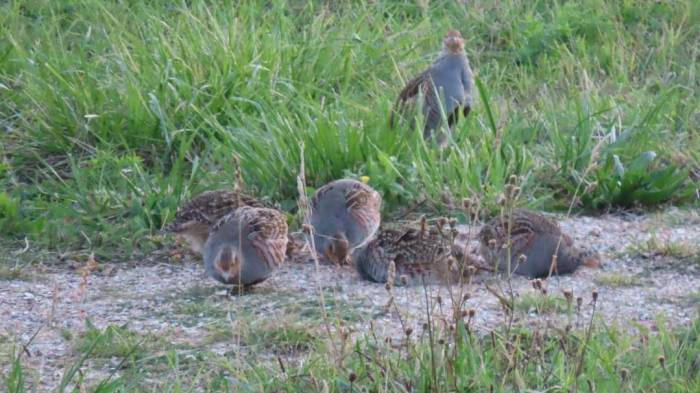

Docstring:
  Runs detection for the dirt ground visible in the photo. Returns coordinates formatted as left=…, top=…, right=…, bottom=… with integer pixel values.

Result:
left=1, top=208, right=699, bottom=390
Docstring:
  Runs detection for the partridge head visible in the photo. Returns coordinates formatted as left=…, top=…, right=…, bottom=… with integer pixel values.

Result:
left=309, top=179, right=381, bottom=265
left=203, top=206, right=288, bottom=286
left=392, top=29, right=474, bottom=147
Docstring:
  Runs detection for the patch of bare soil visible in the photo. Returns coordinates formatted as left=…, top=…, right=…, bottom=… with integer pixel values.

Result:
left=1, top=208, right=698, bottom=390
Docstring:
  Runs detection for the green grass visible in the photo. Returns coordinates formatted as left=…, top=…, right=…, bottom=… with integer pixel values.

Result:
left=5, top=311, right=700, bottom=392
left=1, top=0, right=699, bottom=391
left=75, top=320, right=154, bottom=359
left=0, top=265, right=33, bottom=281
left=594, top=272, right=643, bottom=287
left=1, top=0, right=698, bottom=259
left=514, top=292, right=570, bottom=314
left=205, top=318, right=321, bottom=353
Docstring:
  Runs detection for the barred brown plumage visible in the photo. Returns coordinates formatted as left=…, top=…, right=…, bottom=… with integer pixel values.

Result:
left=204, top=206, right=288, bottom=286
left=479, top=210, right=602, bottom=278
left=310, top=179, right=381, bottom=265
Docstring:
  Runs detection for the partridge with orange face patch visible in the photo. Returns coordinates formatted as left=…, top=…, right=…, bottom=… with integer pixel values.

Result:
left=203, top=206, right=288, bottom=286
left=309, top=179, right=382, bottom=265
left=392, top=29, right=474, bottom=147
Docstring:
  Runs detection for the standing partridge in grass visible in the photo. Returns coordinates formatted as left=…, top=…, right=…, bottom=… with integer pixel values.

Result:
left=392, top=29, right=474, bottom=147
left=354, top=220, right=469, bottom=285
left=310, top=179, right=382, bottom=265
left=165, top=190, right=265, bottom=254
left=203, top=206, right=288, bottom=286
left=478, top=210, right=601, bottom=278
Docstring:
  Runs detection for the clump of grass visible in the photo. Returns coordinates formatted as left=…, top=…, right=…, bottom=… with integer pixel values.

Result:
left=75, top=320, right=150, bottom=359
left=514, top=293, right=569, bottom=314
left=206, top=318, right=320, bottom=354
left=0, top=265, right=33, bottom=281
left=594, top=273, right=642, bottom=287
left=628, top=235, right=700, bottom=264
left=0, top=0, right=698, bottom=259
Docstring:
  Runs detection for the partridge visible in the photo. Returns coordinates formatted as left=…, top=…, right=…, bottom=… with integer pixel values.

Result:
left=309, top=179, right=382, bottom=265
left=203, top=206, right=288, bottom=286
left=354, top=220, right=471, bottom=285
left=392, top=29, right=474, bottom=146
left=478, top=210, right=601, bottom=278
left=165, top=190, right=264, bottom=254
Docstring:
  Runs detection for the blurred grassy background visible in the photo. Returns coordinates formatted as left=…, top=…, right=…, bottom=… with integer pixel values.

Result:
left=1, top=0, right=698, bottom=259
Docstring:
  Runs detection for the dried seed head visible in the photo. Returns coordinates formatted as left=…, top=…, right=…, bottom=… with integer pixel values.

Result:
left=449, top=218, right=458, bottom=230
left=468, top=309, right=476, bottom=318
left=565, top=324, right=572, bottom=333
left=563, top=289, right=573, bottom=302
left=462, top=198, right=471, bottom=211
left=620, top=368, right=630, bottom=381
left=399, top=275, right=409, bottom=286
left=384, top=283, right=391, bottom=291
left=467, top=266, right=477, bottom=276
left=658, top=356, right=665, bottom=368
left=349, top=373, right=357, bottom=383
left=420, top=216, right=427, bottom=234
left=405, top=328, right=413, bottom=337
left=488, top=239, right=497, bottom=250
left=422, top=323, right=429, bottom=330
left=387, top=260, right=396, bottom=289
left=592, top=289, right=599, bottom=302
left=447, top=257, right=457, bottom=271
left=436, top=295, right=443, bottom=305
left=509, top=175, right=518, bottom=185
left=441, top=192, right=452, bottom=206
left=438, top=217, right=448, bottom=231
left=497, top=194, right=507, bottom=206
left=584, top=181, right=598, bottom=194
left=302, top=224, right=313, bottom=235
left=576, top=296, right=583, bottom=309
left=517, top=254, right=528, bottom=264
left=438, top=338, right=445, bottom=345
left=462, top=293, right=472, bottom=302
left=541, top=288, right=548, bottom=295
left=504, top=184, right=515, bottom=199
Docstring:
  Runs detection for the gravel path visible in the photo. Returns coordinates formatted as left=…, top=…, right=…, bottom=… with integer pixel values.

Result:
left=1, top=208, right=699, bottom=390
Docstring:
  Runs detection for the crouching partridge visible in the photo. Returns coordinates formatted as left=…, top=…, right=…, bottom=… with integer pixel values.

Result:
left=478, top=210, right=601, bottom=278
left=354, top=219, right=478, bottom=285
left=203, top=206, right=288, bottom=286
left=309, top=179, right=382, bottom=265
